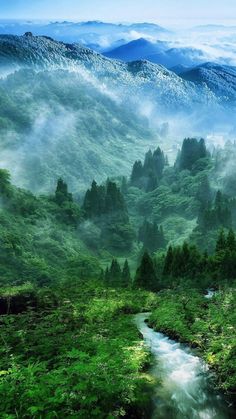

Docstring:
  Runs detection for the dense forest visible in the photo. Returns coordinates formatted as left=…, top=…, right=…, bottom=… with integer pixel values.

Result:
left=0, top=137, right=235, bottom=417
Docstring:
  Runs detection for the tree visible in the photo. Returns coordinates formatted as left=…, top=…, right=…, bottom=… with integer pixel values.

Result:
left=55, top=178, right=73, bottom=206
left=227, top=229, right=236, bottom=252
left=130, top=161, right=143, bottom=186
left=134, top=251, right=158, bottom=291
left=0, top=169, right=11, bottom=196
left=178, top=138, right=207, bottom=171
left=153, top=147, right=165, bottom=178
left=82, top=180, right=106, bottom=218
left=143, top=150, right=154, bottom=176
left=163, top=245, right=176, bottom=277
left=196, top=175, right=212, bottom=204
left=105, top=181, right=127, bottom=215
left=109, top=259, right=122, bottom=285
left=146, top=172, right=158, bottom=192
left=138, top=220, right=165, bottom=253
left=216, top=230, right=226, bottom=253
left=121, top=260, right=131, bottom=287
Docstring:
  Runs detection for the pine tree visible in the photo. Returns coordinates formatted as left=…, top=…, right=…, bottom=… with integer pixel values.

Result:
left=55, top=178, right=73, bottom=205
left=143, top=150, right=154, bottom=176
left=153, top=147, right=165, bottom=178
left=121, top=260, right=131, bottom=287
left=109, top=259, right=122, bottom=285
left=130, top=161, right=143, bottom=186
left=134, top=251, right=158, bottom=291
left=105, top=181, right=127, bottom=215
left=178, top=138, right=207, bottom=171
left=227, top=229, right=236, bottom=252
left=146, top=172, right=158, bottom=192
left=82, top=180, right=106, bottom=218
left=163, top=246, right=173, bottom=276
left=138, top=220, right=165, bottom=253
left=216, top=230, right=226, bottom=253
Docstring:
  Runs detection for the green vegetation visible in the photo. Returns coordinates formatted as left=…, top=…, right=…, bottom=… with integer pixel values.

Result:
left=0, top=136, right=236, bottom=415
left=0, top=282, right=157, bottom=418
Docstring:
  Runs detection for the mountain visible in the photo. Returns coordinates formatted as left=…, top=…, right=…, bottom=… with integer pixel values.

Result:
left=170, top=64, right=191, bottom=75
left=144, top=47, right=207, bottom=68
left=180, top=62, right=236, bottom=101
left=0, top=34, right=235, bottom=194
left=0, top=20, right=169, bottom=49
left=0, top=34, right=205, bottom=109
left=104, top=38, right=168, bottom=61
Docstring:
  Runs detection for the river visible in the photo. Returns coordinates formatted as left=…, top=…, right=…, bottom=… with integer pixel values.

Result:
left=135, top=313, right=235, bottom=419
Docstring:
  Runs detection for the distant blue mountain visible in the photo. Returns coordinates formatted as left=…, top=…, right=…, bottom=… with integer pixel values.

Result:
left=104, top=38, right=168, bottom=61
left=170, top=64, right=191, bottom=75
left=105, top=42, right=210, bottom=68
left=0, top=20, right=169, bottom=47
left=145, top=47, right=206, bottom=68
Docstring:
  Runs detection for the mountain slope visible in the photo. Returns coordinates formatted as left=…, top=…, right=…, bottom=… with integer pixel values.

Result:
left=0, top=67, right=158, bottom=193
left=180, top=62, right=236, bottom=101
left=0, top=35, right=235, bottom=193
left=0, top=34, right=210, bottom=109
left=145, top=47, right=207, bottom=68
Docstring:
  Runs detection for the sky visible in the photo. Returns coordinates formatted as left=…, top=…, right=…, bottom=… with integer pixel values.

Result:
left=0, top=0, right=236, bottom=25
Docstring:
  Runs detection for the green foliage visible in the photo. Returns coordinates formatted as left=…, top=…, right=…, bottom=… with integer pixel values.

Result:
left=0, top=282, right=156, bottom=418
left=162, top=230, right=236, bottom=287
left=83, top=180, right=134, bottom=252
left=55, top=178, right=73, bottom=205
left=197, top=190, right=232, bottom=232
left=0, top=135, right=235, bottom=417
left=177, top=138, right=208, bottom=172
left=130, top=147, right=166, bottom=191
left=138, top=220, right=165, bottom=253
left=105, top=259, right=132, bottom=288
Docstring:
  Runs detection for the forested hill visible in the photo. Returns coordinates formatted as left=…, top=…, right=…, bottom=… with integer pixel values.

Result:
left=0, top=137, right=235, bottom=416
left=0, top=34, right=236, bottom=194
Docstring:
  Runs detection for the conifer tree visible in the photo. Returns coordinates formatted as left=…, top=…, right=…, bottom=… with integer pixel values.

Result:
left=130, top=161, right=143, bottom=186
left=121, top=260, right=131, bottom=287
left=178, top=138, right=207, bottom=171
left=143, top=150, right=154, bottom=176
left=163, top=246, right=173, bottom=276
left=55, top=178, right=73, bottom=205
left=227, top=229, right=236, bottom=252
left=134, top=251, right=158, bottom=291
left=153, top=147, right=165, bottom=178
left=109, top=259, right=122, bottom=285
left=146, top=172, right=158, bottom=192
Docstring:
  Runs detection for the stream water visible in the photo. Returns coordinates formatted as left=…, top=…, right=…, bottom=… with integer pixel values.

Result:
left=135, top=313, right=235, bottom=419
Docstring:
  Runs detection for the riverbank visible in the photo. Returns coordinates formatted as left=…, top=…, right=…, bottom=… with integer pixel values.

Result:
left=136, top=312, right=236, bottom=418
left=148, top=288, right=236, bottom=398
